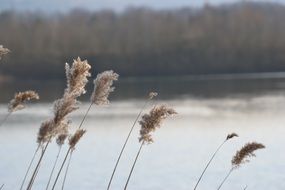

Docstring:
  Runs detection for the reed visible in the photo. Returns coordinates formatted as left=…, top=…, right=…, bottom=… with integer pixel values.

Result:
left=45, top=134, right=68, bottom=190
left=217, top=142, right=265, bottom=190
left=107, top=92, right=157, bottom=190
left=19, top=145, right=40, bottom=190
left=51, top=129, right=86, bottom=190
left=0, top=90, right=39, bottom=127
left=25, top=58, right=91, bottom=190
left=193, top=133, right=238, bottom=190
left=0, top=184, right=4, bottom=190
left=57, top=70, right=119, bottom=190
left=124, top=105, right=177, bottom=190
left=61, top=152, right=73, bottom=190
left=0, top=45, right=10, bottom=60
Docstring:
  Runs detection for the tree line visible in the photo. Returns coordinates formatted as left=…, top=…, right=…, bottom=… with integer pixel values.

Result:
left=1, top=2, right=285, bottom=80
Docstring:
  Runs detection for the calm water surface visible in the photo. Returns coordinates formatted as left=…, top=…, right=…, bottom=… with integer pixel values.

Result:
left=0, top=77, right=285, bottom=190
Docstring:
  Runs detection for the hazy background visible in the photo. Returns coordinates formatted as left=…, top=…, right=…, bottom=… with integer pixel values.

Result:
left=0, top=1, right=285, bottom=190
left=2, top=0, right=285, bottom=101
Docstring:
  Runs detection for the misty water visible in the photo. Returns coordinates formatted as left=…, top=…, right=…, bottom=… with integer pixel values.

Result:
left=0, top=76, right=285, bottom=190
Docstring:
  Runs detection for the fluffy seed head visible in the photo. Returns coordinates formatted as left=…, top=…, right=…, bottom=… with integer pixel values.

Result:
left=56, top=133, right=69, bottom=146
left=139, top=105, right=177, bottom=144
left=149, top=92, right=158, bottom=99
left=231, top=142, right=265, bottom=169
left=8, top=90, right=39, bottom=112
left=0, top=45, right=10, bottom=60
left=53, top=94, right=79, bottom=124
left=37, top=119, right=54, bottom=145
left=69, top=129, right=86, bottom=150
left=91, top=70, right=119, bottom=105
left=226, top=133, right=238, bottom=140
left=65, top=57, right=91, bottom=98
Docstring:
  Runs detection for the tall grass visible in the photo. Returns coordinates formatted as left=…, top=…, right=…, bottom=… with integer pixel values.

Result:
left=193, top=133, right=238, bottom=190
left=124, top=105, right=177, bottom=189
left=0, top=51, right=268, bottom=190
left=217, top=142, right=265, bottom=190
left=107, top=92, right=157, bottom=190
left=0, top=90, right=39, bottom=127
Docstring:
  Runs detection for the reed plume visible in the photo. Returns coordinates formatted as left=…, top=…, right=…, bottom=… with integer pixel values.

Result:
left=25, top=58, right=90, bottom=190
left=91, top=70, right=119, bottom=105
left=51, top=129, right=86, bottom=190
left=217, top=142, right=265, bottom=190
left=65, top=57, right=91, bottom=97
left=8, top=91, right=39, bottom=113
left=139, top=105, right=177, bottom=143
left=193, top=132, right=238, bottom=190
left=0, top=45, right=10, bottom=60
left=1, top=90, right=39, bottom=128
left=107, top=92, right=157, bottom=190
left=124, top=105, right=176, bottom=190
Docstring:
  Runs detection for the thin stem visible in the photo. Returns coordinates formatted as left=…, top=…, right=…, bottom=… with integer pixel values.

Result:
left=45, top=146, right=62, bottom=190
left=26, top=141, right=50, bottom=190
left=243, top=185, right=248, bottom=190
left=124, top=142, right=144, bottom=190
left=51, top=148, right=71, bottom=190
left=0, top=184, right=4, bottom=190
left=193, top=140, right=227, bottom=190
left=19, top=145, right=40, bottom=190
left=78, top=102, right=93, bottom=129
left=61, top=151, right=73, bottom=190
left=217, top=168, right=233, bottom=190
left=107, top=100, right=150, bottom=190
left=0, top=112, right=11, bottom=127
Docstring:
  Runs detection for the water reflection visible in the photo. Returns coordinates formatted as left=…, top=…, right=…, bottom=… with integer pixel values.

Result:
left=1, top=75, right=285, bottom=103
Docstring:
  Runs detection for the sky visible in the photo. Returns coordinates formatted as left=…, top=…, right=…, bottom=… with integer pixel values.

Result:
left=0, top=0, right=284, bottom=12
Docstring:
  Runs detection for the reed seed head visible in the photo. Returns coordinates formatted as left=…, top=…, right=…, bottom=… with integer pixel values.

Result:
left=149, top=92, right=158, bottom=99
left=139, top=105, right=177, bottom=144
left=37, top=119, right=54, bottom=145
left=65, top=57, right=91, bottom=97
left=69, top=129, right=86, bottom=150
left=0, top=45, right=10, bottom=60
left=231, top=142, right=265, bottom=169
left=226, top=133, right=238, bottom=140
left=56, top=133, right=69, bottom=146
left=8, top=90, right=39, bottom=112
left=91, top=70, right=119, bottom=105
left=53, top=94, right=79, bottom=124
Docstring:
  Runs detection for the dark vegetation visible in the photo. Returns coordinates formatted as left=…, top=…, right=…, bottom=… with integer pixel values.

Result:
left=1, top=2, right=285, bottom=80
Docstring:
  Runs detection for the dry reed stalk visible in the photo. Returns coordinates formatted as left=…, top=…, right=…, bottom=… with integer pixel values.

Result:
left=0, top=45, right=10, bottom=60
left=107, top=92, right=157, bottom=190
left=51, top=129, right=86, bottom=190
left=25, top=58, right=91, bottom=190
left=124, top=141, right=144, bottom=190
left=61, top=152, right=73, bottom=190
left=45, top=146, right=62, bottom=190
left=0, top=184, right=4, bottom=190
left=193, top=133, right=238, bottom=190
left=19, top=145, right=40, bottom=190
left=217, top=142, right=265, bottom=190
left=1, top=91, right=39, bottom=127
left=124, top=105, right=176, bottom=189
left=45, top=133, right=67, bottom=190
left=0, top=112, right=11, bottom=127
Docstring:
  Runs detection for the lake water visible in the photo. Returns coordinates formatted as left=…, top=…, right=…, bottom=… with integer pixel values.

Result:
left=0, top=76, right=285, bottom=190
